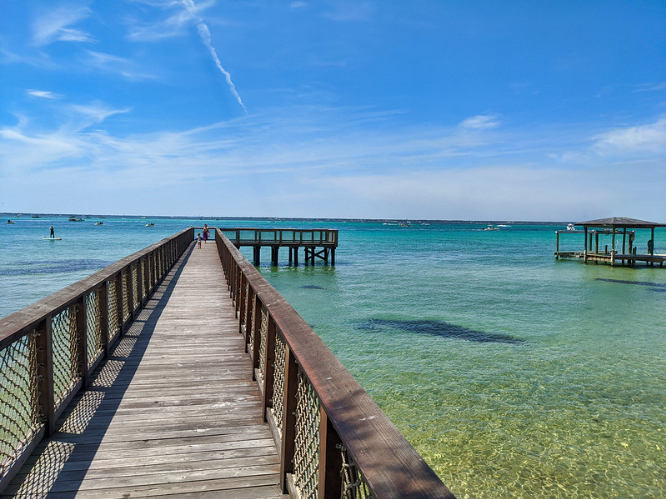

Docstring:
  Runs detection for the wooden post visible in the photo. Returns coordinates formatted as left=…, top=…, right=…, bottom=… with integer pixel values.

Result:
left=136, top=258, right=144, bottom=307
left=100, top=282, right=110, bottom=358
left=556, top=231, right=560, bottom=259
left=36, top=316, right=56, bottom=436
left=280, top=346, right=298, bottom=492
left=254, top=246, right=261, bottom=265
left=331, top=248, right=335, bottom=266
left=76, top=297, right=89, bottom=387
left=271, top=246, right=279, bottom=266
left=319, top=408, right=343, bottom=499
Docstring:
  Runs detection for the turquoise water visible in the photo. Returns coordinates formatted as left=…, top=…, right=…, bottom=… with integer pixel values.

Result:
left=2, top=216, right=665, bottom=498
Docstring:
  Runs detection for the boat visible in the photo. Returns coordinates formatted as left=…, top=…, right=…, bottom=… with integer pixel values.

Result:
left=68, top=217, right=84, bottom=222
left=145, top=223, right=155, bottom=227
left=7, top=220, right=15, bottom=224
left=95, top=222, right=103, bottom=226
left=483, top=225, right=499, bottom=231
left=32, top=215, right=41, bottom=218
left=567, top=223, right=576, bottom=231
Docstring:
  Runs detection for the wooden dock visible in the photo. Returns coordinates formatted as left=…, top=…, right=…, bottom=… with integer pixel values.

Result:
left=2, top=243, right=285, bottom=498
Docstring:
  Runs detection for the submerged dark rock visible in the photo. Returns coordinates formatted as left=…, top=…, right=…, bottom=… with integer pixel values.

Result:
left=359, top=318, right=524, bottom=344
left=596, top=278, right=666, bottom=292
left=300, top=285, right=325, bottom=290
left=0, top=259, right=111, bottom=276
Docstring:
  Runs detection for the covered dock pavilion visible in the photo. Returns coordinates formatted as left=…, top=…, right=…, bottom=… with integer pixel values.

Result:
left=555, top=217, right=666, bottom=267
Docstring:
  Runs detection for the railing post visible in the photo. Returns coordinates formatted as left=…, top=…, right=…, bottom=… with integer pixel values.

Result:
left=36, top=316, right=56, bottom=436
left=76, top=296, right=89, bottom=387
left=99, top=281, right=109, bottom=358
left=137, top=258, right=144, bottom=307
left=280, top=346, right=298, bottom=492
left=319, top=409, right=343, bottom=499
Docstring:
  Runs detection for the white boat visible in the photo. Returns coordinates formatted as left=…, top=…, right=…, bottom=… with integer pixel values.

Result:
left=145, top=223, right=155, bottom=227
left=483, top=225, right=499, bottom=231
left=95, top=222, right=103, bottom=226
left=567, top=223, right=576, bottom=231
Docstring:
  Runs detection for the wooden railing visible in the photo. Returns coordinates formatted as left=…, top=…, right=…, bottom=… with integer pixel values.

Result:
left=0, top=228, right=193, bottom=493
left=218, top=228, right=338, bottom=246
left=215, top=228, right=455, bottom=499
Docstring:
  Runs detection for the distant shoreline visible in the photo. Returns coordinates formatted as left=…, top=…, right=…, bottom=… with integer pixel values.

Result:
left=0, top=213, right=574, bottom=226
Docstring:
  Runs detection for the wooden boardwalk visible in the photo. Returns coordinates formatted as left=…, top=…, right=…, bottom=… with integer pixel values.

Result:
left=3, top=243, right=286, bottom=498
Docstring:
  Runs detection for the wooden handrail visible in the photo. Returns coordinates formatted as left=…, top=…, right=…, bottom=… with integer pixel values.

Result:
left=215, top=228, right=455, bottom=499
left=0, top=228, right=194, bottom=492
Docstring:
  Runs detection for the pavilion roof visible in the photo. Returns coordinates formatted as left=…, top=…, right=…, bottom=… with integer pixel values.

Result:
left=577, top=217, right=665, bottom=228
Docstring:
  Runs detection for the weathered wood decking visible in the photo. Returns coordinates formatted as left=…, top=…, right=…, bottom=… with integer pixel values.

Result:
left=3, top=242, right=285, bottom=498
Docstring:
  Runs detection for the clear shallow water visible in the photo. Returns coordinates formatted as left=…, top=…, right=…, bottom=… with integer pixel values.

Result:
left=2, top=217, right=665, bottom=498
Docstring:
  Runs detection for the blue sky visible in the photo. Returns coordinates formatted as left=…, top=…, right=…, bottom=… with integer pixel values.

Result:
left=1, top=1, right=665, bottom=221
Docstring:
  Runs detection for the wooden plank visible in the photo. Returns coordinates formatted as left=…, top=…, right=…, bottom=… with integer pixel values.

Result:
left=4, top=243, right=285, bottom=499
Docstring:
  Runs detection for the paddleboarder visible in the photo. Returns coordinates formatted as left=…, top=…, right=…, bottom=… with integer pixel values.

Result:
left=49, top=226, right=55, bottom=238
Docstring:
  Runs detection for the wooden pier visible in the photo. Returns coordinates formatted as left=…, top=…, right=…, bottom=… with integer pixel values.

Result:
left=2, top=244, right=283, bottom=498
left=217, top=228, right=338, bottom=266
left=0, top=229, right=454, bottom=499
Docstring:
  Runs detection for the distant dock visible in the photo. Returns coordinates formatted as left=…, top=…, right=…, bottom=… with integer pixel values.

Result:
left=217, top=228, right=338, bottom=266
left=555, top=217, right=666, bottom=267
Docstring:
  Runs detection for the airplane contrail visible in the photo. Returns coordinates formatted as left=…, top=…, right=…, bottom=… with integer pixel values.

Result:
left=182, top=0, right=247, bottom=113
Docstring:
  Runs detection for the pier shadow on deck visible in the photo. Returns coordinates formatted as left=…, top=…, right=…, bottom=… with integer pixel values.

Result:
left=2, top=243, right=285, bottom=499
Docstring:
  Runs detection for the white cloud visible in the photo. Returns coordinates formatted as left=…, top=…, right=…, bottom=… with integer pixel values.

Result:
left=85, top=51, right=155, bottom=80
left=32, top=6, right=94, bottom=46
left=460, top=114, right=501, bottom=130
left=27, top=90, right=62, bottom=99
left=592, top=117, right=666, bottom=155
left=290, top=2, right=308, bottom=8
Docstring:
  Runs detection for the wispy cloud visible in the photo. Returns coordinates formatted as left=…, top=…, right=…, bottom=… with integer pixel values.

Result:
left=85, top=51, right=156, bottom=80
left=27, top=90, right=63, bottom=99
left=460, top=114, right=501, bottom=130
left=290, top=2, right=308, bottom=8
left=592, top=117, right=666, bottom=155
left=32, top=6, right=94, bottom=46
left=633, top=82, right=666, bottom=93
left=324, top=2, right=373, bottom=22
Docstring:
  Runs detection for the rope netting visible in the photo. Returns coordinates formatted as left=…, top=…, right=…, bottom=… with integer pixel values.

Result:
left=121, top=272, right=130, bottom=324
left=270, top=331, right=286, bottom=436
left=339, top=444, right=373, bottom=499
left=131, top=264, right=139, bottom=311
left=293, top=368, right=320, bottom=499
left=0, top=332, right=40, bottom=482
left=257, top=307, right=268, bottom=383
left=107, top=278, right=120, bottom=344
left=51, top=306, right=80, bottom=410
left=85, top=290, right=103, bottom=370
left=242, top=282, right=249, bottom=328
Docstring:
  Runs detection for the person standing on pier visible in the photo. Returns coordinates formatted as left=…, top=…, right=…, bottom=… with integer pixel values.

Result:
left=197, top=232, right=202, bottom=249
left=203, top=224, right=209, bottom=244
